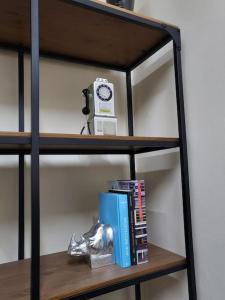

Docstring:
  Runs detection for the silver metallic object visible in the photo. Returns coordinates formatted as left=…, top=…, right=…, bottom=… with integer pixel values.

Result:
left=68, top=222, right=113, bottom=268
left=106, top=0, right=135, bottom=10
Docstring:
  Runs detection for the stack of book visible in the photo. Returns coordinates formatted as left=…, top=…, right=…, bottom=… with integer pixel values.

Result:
left=99, top=179, right=148, bottom=268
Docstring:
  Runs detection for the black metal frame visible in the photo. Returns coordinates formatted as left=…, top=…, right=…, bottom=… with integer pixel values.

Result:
left=30, top=0, right=40, bottom=299
left=18, top=48, right=25, bottom=260
left=173, top=39, right=197, bottom=299
left=9, top=0, right=198, bottom=299
left=126, top=71, right=142, bottom=300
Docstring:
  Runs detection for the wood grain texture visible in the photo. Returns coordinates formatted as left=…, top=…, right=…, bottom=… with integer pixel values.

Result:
left=0, top=131, right=178, bottom=141
left=0, top=131, right=30, bottom=137
left=0, top=0, right=173, bottom=68
left=0, top=132, right=179, bottom=153
left=0, top=244, right=186, bottom=300
left=40, top=133, right=178, bottom=142
left=91, top=0, right=179, bottom=29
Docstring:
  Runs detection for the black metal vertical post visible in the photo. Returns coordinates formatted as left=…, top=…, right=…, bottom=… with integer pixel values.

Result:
left=126, top=71, right=141, bottom=300
left=126, top=71, right=136, bottom=180
left=31, top=0, right=40, bottom=299
left=18, top=48, right=25, bottom=260
left=173, top=35, right=197, bottom=300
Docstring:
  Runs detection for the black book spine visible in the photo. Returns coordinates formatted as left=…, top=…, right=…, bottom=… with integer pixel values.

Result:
left=127, top=193, right=137, bottom=265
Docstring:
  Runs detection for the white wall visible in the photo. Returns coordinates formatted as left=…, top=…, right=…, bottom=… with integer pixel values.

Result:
left=134, top=0, right=225, bottom=299
left=0, top=1, right=224, bottom=300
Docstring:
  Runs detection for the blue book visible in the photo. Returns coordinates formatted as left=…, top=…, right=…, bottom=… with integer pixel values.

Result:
left=99, top=192, right=131, bottom=268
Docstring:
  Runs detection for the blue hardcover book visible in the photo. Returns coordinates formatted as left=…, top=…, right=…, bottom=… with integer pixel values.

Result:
left=99, top=192, right=131, bottom=268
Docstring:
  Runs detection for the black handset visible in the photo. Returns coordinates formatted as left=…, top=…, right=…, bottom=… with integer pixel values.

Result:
left=82, top=88, right=90, bottom=115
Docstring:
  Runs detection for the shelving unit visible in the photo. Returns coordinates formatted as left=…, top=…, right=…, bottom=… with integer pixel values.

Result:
left=0, top=0, right=197, bottom=300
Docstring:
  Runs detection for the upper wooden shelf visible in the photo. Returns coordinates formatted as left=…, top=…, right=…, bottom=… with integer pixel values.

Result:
left=0, top=132, right=179, bottom=154
left=0, top=0, right=177, bottom=70
left=0, top=244, right=186, bottom=300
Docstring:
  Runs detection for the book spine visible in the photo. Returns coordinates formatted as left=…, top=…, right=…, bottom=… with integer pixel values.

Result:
left=135, top=180, right=148, bottom=264
left=118, top=197, right=131, bottom=268
left=127, top=193, right=137, bottom=265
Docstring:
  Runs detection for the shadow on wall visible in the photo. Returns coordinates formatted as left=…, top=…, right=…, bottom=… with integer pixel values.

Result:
left=134, top=60, right=174, bottom=106
left=0, top=157, right=129, bottom=261
left=141, top=271, right=188, bottom=300
left=133, top=58, right=178, bottom=137
left=39, top=161, right=128, bottom=214
left=94, top=286, right=134, bottom=300
left=137, top=151, right=185, bottom=254
left=0, top=167, right=18, bottom=263
left=37, top=160, right=129, bottom=255
left=136, top=151, right=188, bottom=300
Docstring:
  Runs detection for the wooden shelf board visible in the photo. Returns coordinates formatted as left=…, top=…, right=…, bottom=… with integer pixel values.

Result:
left=0, top=132, right=30, bottom=137
left=40, top=133, right=177, bottom=141
left=0, top=131, right=30, bottom=154
left=0, top=244, right=186, bottom=300
left=0, top=0, right=176, bottom=69
left=0, top=132, right=179, bottom=154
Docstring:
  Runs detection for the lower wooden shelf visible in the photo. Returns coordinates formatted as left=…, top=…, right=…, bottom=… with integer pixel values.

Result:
left=0, top=244, right=186, bottom=300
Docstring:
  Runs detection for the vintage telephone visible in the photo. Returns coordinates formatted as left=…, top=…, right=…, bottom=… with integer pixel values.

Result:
left=81, top=78, right=117, bottom=135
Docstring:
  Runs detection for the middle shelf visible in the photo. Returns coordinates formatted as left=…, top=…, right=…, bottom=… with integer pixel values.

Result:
left=0, top=132, right=179, bottom=155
